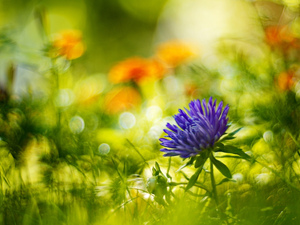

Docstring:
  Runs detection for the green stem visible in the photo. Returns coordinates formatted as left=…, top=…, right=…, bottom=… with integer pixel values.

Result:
left=210, top=154, right=219, bottom=207
left=210, top=152, right=229, bottom=224
left=167, top=157, right=171, bottom=179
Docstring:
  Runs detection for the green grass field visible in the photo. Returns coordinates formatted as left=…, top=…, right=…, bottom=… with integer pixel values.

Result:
left=1, top=0, right=300, bottom=224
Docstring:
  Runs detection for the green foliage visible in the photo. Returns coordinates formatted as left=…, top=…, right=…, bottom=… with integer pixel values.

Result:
left=185, top=167, right=203, bottom=191
left=2, top=1, right=300, bottom=225
left=210, top=154, right=232, bottom=179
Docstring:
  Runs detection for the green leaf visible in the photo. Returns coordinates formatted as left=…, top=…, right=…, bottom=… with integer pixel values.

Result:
left=180, top=171, right=190, bottom=181
left=185, top=167, right=203, bottom=191
left=194, top=182, right=211, bottom=192
left=176, top=157, right=195, bottom=172
left=229, top=127, right=243, bottom=136
left=216, top=155, right=243, bottom=159
left=217, top=178, right=236, bottom=186
left=155, top=162, right=160, bottom=172
left=210, top=154, right=232, bottom=178
left=216, top=145, right=250, bottom=160
left=220, top=127, right=242, bottom=142
left=154, top=162, right=169, bottom=179
left=152, top=167, right=159, bottom=176
left=220, top=136, right=236, bottom=142
left=195, top=151, right=209, bottom=168
left=215, top=142, right=225, bottom=148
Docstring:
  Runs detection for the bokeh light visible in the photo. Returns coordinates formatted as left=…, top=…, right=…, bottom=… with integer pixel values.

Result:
left=69, top=116, right=85, bottom=134
left=98, top=143, right=110, bottom=155
left=119, top=112, right=136, bottom=129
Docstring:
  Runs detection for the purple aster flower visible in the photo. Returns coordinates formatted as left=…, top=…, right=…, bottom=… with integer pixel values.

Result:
left=160, top=97, right=229, bottom=158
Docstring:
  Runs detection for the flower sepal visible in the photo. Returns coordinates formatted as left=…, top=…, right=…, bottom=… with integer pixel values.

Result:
left=194, top=150, right=210, bottom=168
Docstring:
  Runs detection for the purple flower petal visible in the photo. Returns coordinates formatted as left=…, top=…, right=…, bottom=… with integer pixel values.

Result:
left=159, top=97, right=229, bottom=158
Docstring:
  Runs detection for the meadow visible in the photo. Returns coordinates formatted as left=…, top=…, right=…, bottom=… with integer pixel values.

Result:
left=0, top=0, right=300, bottom=224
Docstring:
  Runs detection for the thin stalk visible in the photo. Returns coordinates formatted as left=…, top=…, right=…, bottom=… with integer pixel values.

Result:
left=210, top=155, right=219, bottom=207
left=167, top=157, right=171, bottom=177
left=210, top=152, right=229, bottom=224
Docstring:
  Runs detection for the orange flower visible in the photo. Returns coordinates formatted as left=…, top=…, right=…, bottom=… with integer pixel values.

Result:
left=108, top=57, right=166, bottom=84
left=53, top=30, right=85, bottom=60
left=277, top=71, right=296, bottom=91
left=104, top=87, right=141, bottom=114
left=143, top=58, right=166, bottom=82
left=265, top=26, right=295, bottom=47
left=156, top=40, right=195, bottom=67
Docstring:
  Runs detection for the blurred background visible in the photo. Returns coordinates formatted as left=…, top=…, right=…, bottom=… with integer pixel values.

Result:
left=1, top=0, right=300, bottom=224
left=0, top=0, right=267, bottom=70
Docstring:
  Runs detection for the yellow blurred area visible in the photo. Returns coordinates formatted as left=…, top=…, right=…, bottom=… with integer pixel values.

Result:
left=283, top=0, right=300, bottom=9
left=104, top=86, right=141, bottom=114
left=156, top=40, right=196, bottom=67
left=75, top=74, right=105, bottom=105
left=252, top=139, right=271, bottom=156
left=97, top=128, right=126, bottom=149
